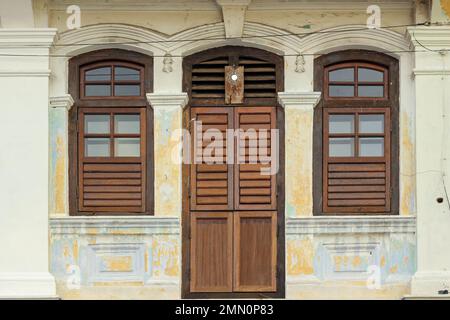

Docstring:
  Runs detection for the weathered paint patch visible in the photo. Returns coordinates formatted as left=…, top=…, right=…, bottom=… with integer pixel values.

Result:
left=400, top=112, right=416, bottom=216
left=442, top=0, right=450, bottom=18
left=101, top=256, right=133, bottom=272
left=49, top=108, right=67, bottom=214
left=285, top=108, right=313, bottom=217
left=287, top=238, right=314, bottom=275
left=154, top=107, right=182, bottom=216
left=151, top=236, right=180, bottom=278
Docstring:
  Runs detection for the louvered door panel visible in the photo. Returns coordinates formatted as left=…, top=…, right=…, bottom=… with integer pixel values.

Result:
left=190, top=107, right=233, bottom=210
left=235, top=107, right=277, bottom=210
left=190, top=212, right=233, bottom=292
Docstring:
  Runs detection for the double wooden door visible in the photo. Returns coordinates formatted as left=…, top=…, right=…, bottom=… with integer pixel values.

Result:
left=188, top=106, right=279, bottom=294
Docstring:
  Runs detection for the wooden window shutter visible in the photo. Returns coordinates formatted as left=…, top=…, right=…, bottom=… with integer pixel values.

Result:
left=235, top=107, right=277, bottom=210
left=190, top=107, right=233, bottom=211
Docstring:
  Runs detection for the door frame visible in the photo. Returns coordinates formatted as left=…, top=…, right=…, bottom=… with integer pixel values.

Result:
left=181, top=46, right=285, bottom=299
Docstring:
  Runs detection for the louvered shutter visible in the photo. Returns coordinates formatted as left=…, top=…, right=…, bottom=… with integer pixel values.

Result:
left=235, top=107, right=277, bottom=210
left=191, top=56, right=228, bottom=100
left=239, top=56, right=277, bottom=99
left=189, top=55, right=278, bottom=103
left=78, top=108, right=146, bottom=213
left=190, top=107, right=233, bottom=210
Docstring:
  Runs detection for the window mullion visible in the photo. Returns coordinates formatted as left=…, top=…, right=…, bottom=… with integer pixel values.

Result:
left=110, top=111, right=114, bottom=158
left=356, top=112, right=359, bottom=157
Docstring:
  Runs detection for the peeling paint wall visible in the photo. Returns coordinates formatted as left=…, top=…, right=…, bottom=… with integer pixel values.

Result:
left=285, top=108, right=313, bottom=217
left=154, top=107, right=182, bottom=217
left=286, top=219, right=416, bottom=299
left=49, top=107, right=68, bottom=215
left=43, top=0, right=420, bottom=299
left=50, top=218, right=180, bottom=299
left=400, top=112, right=416, bottom=216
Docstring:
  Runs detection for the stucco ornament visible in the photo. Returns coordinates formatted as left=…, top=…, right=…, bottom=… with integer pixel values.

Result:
left=163, top=53, right=173, bottom=73
left=295, top=54, right=305, bottom=73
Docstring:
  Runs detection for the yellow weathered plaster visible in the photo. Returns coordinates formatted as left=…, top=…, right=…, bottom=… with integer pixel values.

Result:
left=287, top=238, right=314, bottom=275
left=154, top=108, right=182, bottom=216
left=103, top=256, right=133, bottom=272
left=400, top=112, right=415, bottom=216
left=152, top=236, right=179, bottom=277
left=73, top=240, right=79, bottom=261
left=54, top=135, right=66, bottom=213
left=285, top=108, right=313, bottom=217
left=49, top=10, right=222, bottom=35
left=441, top=0, right=450, bottom=18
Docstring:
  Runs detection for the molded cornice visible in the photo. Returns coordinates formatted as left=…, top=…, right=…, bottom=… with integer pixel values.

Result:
left=0, top=29, right=57, bottom=46
left=49, top=94, right=75, bottom=110
left=278, top=92, right=322, bottom=110
left=408, top=26, right=450, bottom=50
left=146, top=93, right=189, bottom=109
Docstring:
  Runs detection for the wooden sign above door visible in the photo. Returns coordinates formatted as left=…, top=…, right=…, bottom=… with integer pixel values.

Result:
left=225, top=66, right=244, bottom=104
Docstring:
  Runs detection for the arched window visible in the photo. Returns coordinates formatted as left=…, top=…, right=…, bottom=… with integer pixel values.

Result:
left=68, top=49, right=153, bottom=215
left=314, top=50, right=399, bottom=215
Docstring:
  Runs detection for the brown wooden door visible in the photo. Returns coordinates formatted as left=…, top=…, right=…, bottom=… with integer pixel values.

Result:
left=189, top=106, right=278, bottom=295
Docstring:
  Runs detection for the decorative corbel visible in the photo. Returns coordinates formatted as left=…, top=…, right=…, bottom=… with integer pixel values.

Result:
left=216, top=0, right=252, bottom=38
left=163, top=53, right=174, bottom=73
left=295, top=54, right=305, bottom=73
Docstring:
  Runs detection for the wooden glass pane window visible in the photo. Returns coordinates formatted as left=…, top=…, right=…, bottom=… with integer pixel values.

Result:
left=81, top=63, right=144, bottom=98
left=323, top=108, right=391, bottom=214
left=78, top=108, right=147, bottom=213
left=326, top=63, right=387, bottom=99
left=314, top=51, right=398, bottom=216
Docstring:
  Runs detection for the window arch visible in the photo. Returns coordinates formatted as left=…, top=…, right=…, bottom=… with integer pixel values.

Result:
left=313, top=50, right=399, bottom=215
left=68, top=49, right=154, bottom=215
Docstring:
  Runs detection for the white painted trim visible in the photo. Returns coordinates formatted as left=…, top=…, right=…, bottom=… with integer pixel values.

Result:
left=286, top=275, right=321, bottom=285
left=0, top=272, right=57, bottom=299
left=49, top=94, right=74, bottom=110
left=301, top=25, right=410, bottom=55
left=248, top=1, right=413, bottom=12
left=411, top=271, right=450, bottom=296
left=408, top=26, right=450, bottom=50
left=0, top=70, right=51, bottom=77
left=47, top=0, right=412, bottom=12
left=286, top=216, right=416, bottom=235
left=49, top=216, right=180, bottom=235
left=0, top=28, right=57, bottom=46
left=414, top=69, right=450, bottom=76
left=277, top=92, right=322, bottom=110
left=146, top=93, right=189, bottom=109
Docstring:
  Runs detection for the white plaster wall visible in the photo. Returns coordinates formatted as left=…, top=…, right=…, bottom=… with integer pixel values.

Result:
left=0, top=0, right=34, bottom=28
left=409, top=26, right=450, bottom=296
left=0, top=29, right=57, bottom=297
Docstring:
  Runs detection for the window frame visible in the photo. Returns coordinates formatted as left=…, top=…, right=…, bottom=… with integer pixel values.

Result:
left=313, top=50, right=399, bottom=216
left=68, top=49, right=154, bottom=216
